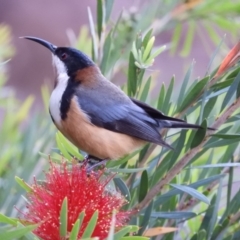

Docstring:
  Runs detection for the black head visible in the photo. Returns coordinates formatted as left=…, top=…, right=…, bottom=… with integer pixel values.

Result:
left=22, top=36, right=95, bottom=77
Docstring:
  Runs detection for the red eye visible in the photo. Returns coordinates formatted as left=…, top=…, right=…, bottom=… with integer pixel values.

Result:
left=61, top=53, right=67, bottom=60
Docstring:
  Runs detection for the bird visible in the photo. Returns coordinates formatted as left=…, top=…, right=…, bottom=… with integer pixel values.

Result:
left=23, top=36, right=207, bottom=162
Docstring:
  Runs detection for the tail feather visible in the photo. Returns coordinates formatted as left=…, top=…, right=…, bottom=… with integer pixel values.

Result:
left=163, top=120, right=215, bottom=131
left=168, top=121, right=201, bottom=129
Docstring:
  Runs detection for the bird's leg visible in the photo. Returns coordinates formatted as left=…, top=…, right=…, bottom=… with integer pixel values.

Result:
left=87, top=159, right=108, bottom=172
left=81, top=154, right=90, bottom=166
left=83, top=155, right=108, bottom=171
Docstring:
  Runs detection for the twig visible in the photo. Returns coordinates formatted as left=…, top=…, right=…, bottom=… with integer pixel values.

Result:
left=133, top=97, right=240, bottom=211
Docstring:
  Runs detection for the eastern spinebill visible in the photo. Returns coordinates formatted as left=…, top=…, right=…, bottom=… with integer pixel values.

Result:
left=23, top=36, right=207, bottom=161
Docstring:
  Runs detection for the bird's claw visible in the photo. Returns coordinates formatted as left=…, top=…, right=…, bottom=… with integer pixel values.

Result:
left=87, top=159, right=107, bottom=172
left=80, top=155, right=107, bottom=172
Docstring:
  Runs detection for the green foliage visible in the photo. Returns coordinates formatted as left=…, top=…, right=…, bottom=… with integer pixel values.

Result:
left=0, top=27, right=55, bottom=221
left=1, top=0, right=240, bottom=239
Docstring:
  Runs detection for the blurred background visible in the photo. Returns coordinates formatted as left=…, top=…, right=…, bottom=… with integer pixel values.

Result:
left=1, top=0, right=238, bottom=104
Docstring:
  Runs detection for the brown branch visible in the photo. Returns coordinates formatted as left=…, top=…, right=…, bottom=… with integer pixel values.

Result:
left=133, top=97, right=240, bottom=211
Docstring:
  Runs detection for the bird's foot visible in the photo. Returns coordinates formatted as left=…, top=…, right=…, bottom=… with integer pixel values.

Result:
left=81, top=155, right=108, bottom=171
left=87, top=159, right=107, bottom=172
left=81, top=155, right=90, bottom=166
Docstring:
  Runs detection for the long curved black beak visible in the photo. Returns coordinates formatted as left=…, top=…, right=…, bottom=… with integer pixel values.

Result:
left=21, top=36, right=57, bottom=53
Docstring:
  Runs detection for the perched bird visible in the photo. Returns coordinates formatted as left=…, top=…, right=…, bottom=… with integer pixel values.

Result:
left=23, top=36, right=204, bottom=161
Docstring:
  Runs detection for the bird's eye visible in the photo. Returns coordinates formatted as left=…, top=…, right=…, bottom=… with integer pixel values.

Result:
left=61, top=53, right=68, bottom=60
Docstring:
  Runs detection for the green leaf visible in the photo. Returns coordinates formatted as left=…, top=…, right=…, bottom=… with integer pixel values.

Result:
left=0, top=214, right=18, bottom=226
left=0, top=224, right=37, bottom=240
left=56, top=132, right=72, bottom=160
left=233, top=230, right=240, bottom=240
left=87, top=7, right=98, bottom=61
left=24, top=229, right=41, bottom=240
left=69, top=212, right=85, bottom=240
left=204, top=87, right=229, bottom=101
left=168, top=130, right=187, bottom=170
left=151, top=211, right=196, bottom=219
left=140, top=77, right=151, bottom=102
left=143, top=36, right=154, bottom=61
left=198, top=150, right=214, bottom=180
left=197, top=230, right=207, bottom=240
left=97, top=0, right=103, bottom=40
left=236, top=75, right=240, bottom=99
left=221, top=70, right=240, bottom=111
left=114, top=226, right=134, bottom=240
left=180, top=21, right=195, bottom=57
left=128, top=52, right=137, bottom=96
left=138, top=201, right=153, bottom=236
left=170, top=23, right=182, bottom=55
left=15, top=176, right=32, bottom=192
left=227, top=157, right=234, bottom=207
left=204, top=22, right=221, bottom=45
left=220, top=189, right=240, bottom=224
left=69, top=219, right=80, bottom=240
left=213, top=16, right=237, bottom=31
left=113, top=178, right=131, bottom=202
left=143, top=29, right=153, bottom=48
left=147, top=45, right=166, bottom=62
left=109, top=166, right=148, bottom=173
left=178, top=76, right=209, bottom=113
left=199, top=78, right=210, bottom=123
left=82, top=210, right=98, bottom=238
left=190, top=233, right=198, bottom=240
left=60, top=197, right=68, bottom=237
left=138, top=170, right=148, bottom=202
left=107, top=150, right=141, bottom=168
left=200, top=196, right=216, bottom=233
left=41, top=85, right=50, bottom=113
left=136, top=69, right=145, bottom=89
left=78, top=211, right=85, bottom=230
left=15, top=96, right=34, bottom=123
left=131, top=41, right=138, bottom=60
left=100, top=30, right=112, bottom=74
left=211, top=218, right=229, bottom=240
left=205, top=34, right=225, bottom=76
left=202, top=95, right=218, bottom=120
left=177, top=60, right=194, bottom=105
left=211, top=78, right=234, bottom=91
left=163, top=76, right=174, bottom=114
left=191, top=119, right=207, bottom=148
left=208, top=179, right=223, bottom=238
left=105, top=0, right=114, bottom=22
left=190, top=163, right=240, bottom=169
left=57, top=131, right=83, bottom=160
left=205, top=138, right=240, bottom=148
left=170, top=184, right=210, bottom=205
left=212, top=133, right=240, bottom=139
left=157, top=84, right=165, bottom=110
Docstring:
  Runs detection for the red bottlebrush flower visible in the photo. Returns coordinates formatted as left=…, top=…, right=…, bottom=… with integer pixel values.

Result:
left=21, top=162, right=132, bottom=240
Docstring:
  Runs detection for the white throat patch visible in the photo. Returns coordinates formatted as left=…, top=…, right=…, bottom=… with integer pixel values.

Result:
left=49, top=55, right=68, bottom=127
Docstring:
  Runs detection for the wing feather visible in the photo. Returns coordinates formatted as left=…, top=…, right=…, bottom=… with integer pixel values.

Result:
left=76, top=88, right=170, bottom=147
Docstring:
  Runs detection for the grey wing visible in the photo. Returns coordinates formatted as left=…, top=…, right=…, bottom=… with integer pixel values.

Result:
left=77, top=88, right=171, bottom=148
